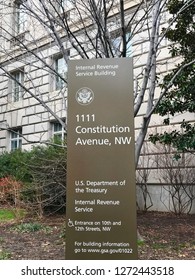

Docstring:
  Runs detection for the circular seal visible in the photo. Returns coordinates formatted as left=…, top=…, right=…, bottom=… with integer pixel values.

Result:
left=76, top=87, right=94, bottom=105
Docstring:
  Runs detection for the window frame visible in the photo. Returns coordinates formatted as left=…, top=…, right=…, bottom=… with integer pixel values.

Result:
left=13, top=0, right=27, bottom=35
left=11, top=69, right=24, bottom=102
left=52, top=122, right=66, bottom=142
left=54, top=54, right=68, bottom=91
left=111, top=29, right=132, bottom=57
left=56, top=0, right=73, bottom=12
left=10, top=128, right=22, bottom=151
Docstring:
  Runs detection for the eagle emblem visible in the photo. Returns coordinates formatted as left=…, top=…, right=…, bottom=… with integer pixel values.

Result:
left=76, top=87, right=94, bottom=105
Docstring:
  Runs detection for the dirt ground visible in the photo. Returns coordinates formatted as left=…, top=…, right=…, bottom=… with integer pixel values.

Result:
left=0, top=211, right=194, bottom=260
left=0, top=215, right=65, bottom=260
left=137, top=211, right=195, bottom=259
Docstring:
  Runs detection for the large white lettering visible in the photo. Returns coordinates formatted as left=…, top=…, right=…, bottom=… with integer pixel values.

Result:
left=75, top=138, right=111, bottom=146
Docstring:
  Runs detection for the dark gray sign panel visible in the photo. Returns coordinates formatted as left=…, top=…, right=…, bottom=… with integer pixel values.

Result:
left=66, top=58, right=137, bottom=259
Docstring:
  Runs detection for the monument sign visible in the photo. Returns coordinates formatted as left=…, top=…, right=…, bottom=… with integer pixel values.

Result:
left=66, top=57, right=137, bottom=259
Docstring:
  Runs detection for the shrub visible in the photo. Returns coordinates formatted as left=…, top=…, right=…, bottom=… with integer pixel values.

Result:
left=0, top=143, right=67, bottom=216
left=0, top=176, right=23, bottom=207
left=0, top=150, right=32, bottom=183
left=27, top=144, right=67, bottom=215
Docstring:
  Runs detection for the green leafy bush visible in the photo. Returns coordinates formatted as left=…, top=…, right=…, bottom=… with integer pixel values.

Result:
left=26, top=144, right=67, bottom=215
left=0, top=149, right=32, bottom=182
left=0, top=143, right=67, bottom=215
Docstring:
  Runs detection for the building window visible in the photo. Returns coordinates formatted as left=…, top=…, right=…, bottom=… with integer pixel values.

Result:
left=50, top=0, right=71, bottom=21
left=52, top=122, right=66, bottom=142
left=55, top=56, right=68, bottom=91
left=14, top=0, right=27, bottom=35
left=125, top=32, right=132, bottom=57
left=11, top=70, right=24, bottom=102
left=57, top=0, right=72, bottom=12
left=112, top=31, right=132, bottom=57
left=10, top=128, right=22, bottom=151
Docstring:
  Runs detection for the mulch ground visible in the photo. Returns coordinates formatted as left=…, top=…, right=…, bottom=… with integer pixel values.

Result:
left=0, top=212, right=194, bottom=260
left=137, top=211, right=195, bottom=259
